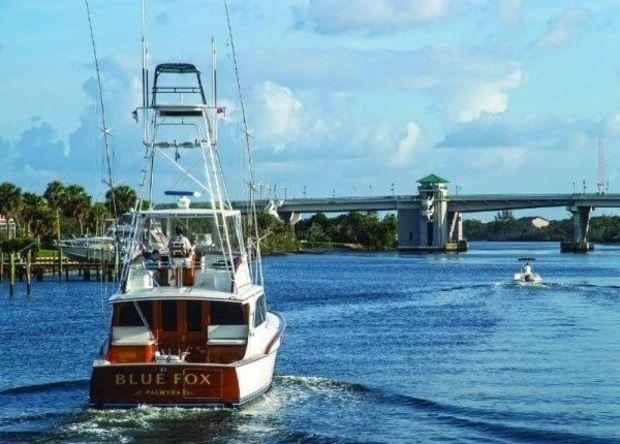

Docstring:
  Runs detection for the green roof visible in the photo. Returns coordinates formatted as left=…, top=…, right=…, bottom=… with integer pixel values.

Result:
left=418, top=173, right=449, bottom=184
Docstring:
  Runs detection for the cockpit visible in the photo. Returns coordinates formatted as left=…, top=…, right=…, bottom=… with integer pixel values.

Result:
left=104, top=294, right=268, bottom=365
left=124, top=209, right=251, bottom=293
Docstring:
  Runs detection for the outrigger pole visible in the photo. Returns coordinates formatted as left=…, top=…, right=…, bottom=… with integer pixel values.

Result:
left=84, top=0, right=124, bottom=281
left=142, top=0, right=155, bottom=210
left=225, top=1, right=264, bottom=286
left=83, top=0, right=118, bottom=223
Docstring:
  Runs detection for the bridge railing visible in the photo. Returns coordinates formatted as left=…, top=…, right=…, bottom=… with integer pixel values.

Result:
left=449, top=193, right=620, bottom=200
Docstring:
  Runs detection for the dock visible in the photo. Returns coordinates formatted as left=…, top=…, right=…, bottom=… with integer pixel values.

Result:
left=0, top=252, right=119, bottom=296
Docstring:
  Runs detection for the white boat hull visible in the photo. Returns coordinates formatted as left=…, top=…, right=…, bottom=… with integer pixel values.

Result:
left=89, top=312, right=285, bottom=407
left=90, top=349, right=279, bottom=407
left=59, top=245, right=115, bottom=262
left=513, top=273, right=542, bottom=284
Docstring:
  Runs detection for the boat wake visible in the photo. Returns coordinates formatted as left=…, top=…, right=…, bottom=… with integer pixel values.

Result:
left=0, top=379, right=89, bottom=396
left=276, top=376, right=612, bottom=443
left=0, top=375, right=613, bottom=443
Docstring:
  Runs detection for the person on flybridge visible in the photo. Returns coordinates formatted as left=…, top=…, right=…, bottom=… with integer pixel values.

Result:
left=169, top=226, right=193, bottom=258
left=167, top=226, right=194, bottom=286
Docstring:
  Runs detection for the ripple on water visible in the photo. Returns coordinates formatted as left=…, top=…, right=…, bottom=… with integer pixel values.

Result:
left=1, top=374, right=616, bottom=443
left=3, top=246, right=620, bottom=441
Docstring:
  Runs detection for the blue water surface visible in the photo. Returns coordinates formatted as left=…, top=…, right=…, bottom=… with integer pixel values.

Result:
left=1, top=242, right=620, bottom=443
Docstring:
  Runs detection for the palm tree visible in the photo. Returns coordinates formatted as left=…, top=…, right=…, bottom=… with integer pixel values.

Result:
left=43, top=181, right=67, bottom=239
left=43, top=180, right=66, bottom=210
left=64, top=184, right=92, bottom=235
left=89, top=202, right=111, bottom=235
left=0, top=182, right=22, bottom=222
left=21, top=192, right=53, bottom=242
left=107, top=185, right=137, bottom=216
left=22, top=192, right=45, bottom=236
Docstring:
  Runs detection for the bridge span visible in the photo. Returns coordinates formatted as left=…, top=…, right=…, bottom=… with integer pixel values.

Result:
left=232, top=174, right=620, bottom=252
left=249, top=193, right=620, bottom=214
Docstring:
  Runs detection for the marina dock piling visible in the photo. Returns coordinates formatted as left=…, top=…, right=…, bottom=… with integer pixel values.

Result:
left=58, top=249, right=63, bottom=282
left=9, top=253, right=15, bottom=297
left=26, top=251, right=32, bottom=295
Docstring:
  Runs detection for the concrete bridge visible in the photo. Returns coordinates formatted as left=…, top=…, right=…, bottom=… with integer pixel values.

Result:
left=233, top=174, right=620, bottom=252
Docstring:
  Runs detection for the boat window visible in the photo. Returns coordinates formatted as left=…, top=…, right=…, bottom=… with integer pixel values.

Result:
left=254, top=296, right=267, bottom=327
left=161, top=300, right=177, bottom=331
left=186, top=301, right=202, bottom=331
left=118, top=302, right=153, bottom=327
left=210, top=301, right=245, bottom=325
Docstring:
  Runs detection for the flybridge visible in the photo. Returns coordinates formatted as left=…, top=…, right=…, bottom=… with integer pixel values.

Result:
left=151, top=63, right=207, bottom=105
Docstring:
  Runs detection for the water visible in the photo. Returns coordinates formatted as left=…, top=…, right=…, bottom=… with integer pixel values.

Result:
left=1, top=242, right=620, bottom=443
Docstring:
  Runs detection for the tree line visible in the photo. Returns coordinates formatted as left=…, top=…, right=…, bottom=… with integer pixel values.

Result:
left=294, top=212, right=397, bottom=250
left=0, top=181, right=139, bottom=246
left=0, top=179, right=396, bottom=253
left=464, top=210, right=620, bottom=243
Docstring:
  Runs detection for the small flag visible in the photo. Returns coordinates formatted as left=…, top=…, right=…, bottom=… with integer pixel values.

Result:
left=131, top=109, right=138, bottom=122
left=216, top=106, right=226, bottom=115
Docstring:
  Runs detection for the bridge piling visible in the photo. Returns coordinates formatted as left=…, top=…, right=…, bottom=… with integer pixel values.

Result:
left=562, top=206, right=593, bottom=253
left=278, top=211, right=302, bottom=231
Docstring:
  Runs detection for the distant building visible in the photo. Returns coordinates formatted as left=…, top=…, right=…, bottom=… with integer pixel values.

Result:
left=519, top=216, right=550, bottom=229
left=0, top=215, right=16, bottom=239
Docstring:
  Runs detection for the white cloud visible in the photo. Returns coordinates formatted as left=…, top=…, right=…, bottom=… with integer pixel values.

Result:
left=605, top=112, right=620, bottom=137
left=446, top=69, right=523, bottom=122
left=389, top=123, right=421, bottom=166
left=436, top=113, right=607, bottom=152
left=499, top=0, right=522, bottom=24
left=248, top=82, right=426, bottom=170
left=467, top=147, right=526, bottom=171
left=533, top=6, right=590, bottom=50
left=301, top=0, right=447, bottom=33
left=253, top=81, right=326, bottom=151
left=246, top=46, right=524, bottom=123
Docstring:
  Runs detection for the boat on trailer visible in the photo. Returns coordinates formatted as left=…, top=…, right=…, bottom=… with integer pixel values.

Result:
left=89, top=30, right=285, bottom=407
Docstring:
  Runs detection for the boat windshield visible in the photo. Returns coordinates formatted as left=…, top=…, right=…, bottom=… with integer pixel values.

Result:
left=134, top=211, right=245, bottom=256
left=122, top=210, right=249, bottom=293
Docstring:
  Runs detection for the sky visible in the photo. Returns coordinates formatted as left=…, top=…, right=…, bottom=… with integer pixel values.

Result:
left=2, top=0, right=620, bottom=219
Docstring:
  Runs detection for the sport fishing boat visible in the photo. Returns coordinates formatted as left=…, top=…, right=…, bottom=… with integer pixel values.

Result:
left=56, top=230, right=117, bottom=262
left=55, top=218, right=163, bottom=263
left=89, top=16, right=285, bottom=406
left=513, top=257, right=542, bottom=285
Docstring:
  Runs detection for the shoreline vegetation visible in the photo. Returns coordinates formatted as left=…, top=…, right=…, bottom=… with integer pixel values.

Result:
left=0, top=180, right=140, bottom=254
left=261, top=209, right=620, bottom=254
left=2, top=180, right=620, bottom=255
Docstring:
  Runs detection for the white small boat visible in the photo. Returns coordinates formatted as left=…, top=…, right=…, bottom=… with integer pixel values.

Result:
left=55, top=224, right=127, bottom=262
left=513, top=257, right=542, bottom=284
left=56, top=221, right=168, bottom=263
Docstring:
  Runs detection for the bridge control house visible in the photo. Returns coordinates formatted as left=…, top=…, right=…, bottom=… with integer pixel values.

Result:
left=396, top=174, right=466, bottom=252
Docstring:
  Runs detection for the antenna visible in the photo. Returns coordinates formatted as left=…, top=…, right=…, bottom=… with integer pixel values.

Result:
left=141, top=0, right=155, bottom=209
left=141, top=0, right=149, bottom=110
left=212, top=37, right=218, bottom=145
left=598, top=137, right=606, bottom=195
left=83, top=0, right=118, bottom=222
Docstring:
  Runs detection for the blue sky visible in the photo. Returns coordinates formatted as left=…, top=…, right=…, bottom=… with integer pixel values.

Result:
left=2, top=0, right=620, bottom=219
